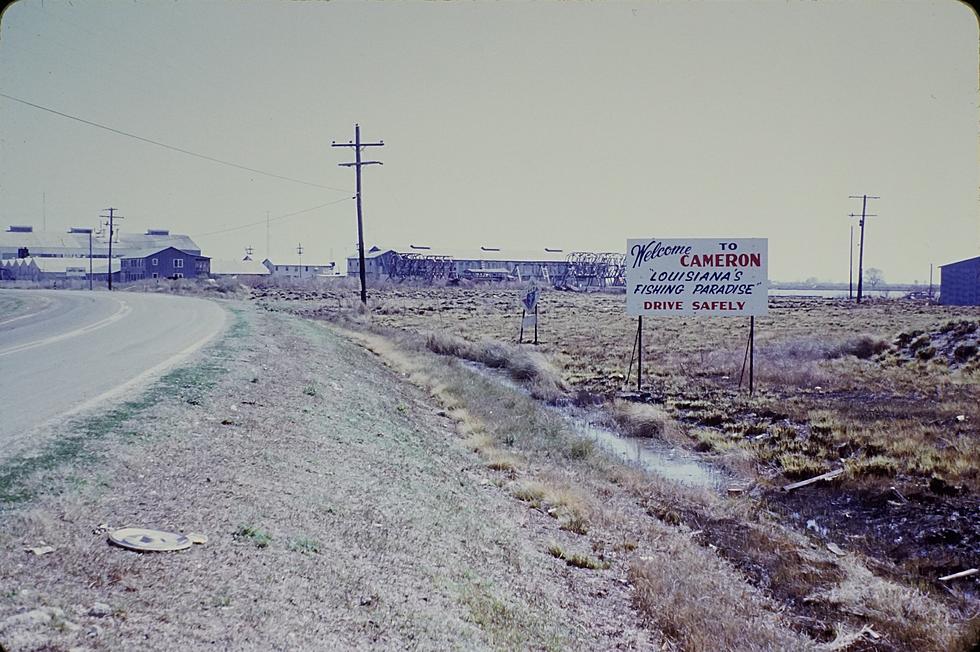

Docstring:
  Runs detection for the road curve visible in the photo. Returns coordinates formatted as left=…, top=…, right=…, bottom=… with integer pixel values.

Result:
left=0, top=289, right=228, bottom=459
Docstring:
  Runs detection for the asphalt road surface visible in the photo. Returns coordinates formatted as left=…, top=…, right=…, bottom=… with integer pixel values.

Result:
left=0, top=290, right=227, bottom=459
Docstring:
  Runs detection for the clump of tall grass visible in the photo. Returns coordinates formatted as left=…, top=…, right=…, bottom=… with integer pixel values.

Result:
left=610, top=400, right=681, bottom=441
left=423, top=332, right=567, bottom=401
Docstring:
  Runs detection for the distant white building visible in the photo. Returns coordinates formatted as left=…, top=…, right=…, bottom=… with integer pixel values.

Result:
left=0, top=256, right=120, bottom=281
left=261, top=258, right=337, bottom=280
left=210, top=258, right=272, bottom=281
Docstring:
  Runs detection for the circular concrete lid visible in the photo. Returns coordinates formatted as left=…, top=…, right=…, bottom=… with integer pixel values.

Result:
left=108, top=528, right=192, bottom=552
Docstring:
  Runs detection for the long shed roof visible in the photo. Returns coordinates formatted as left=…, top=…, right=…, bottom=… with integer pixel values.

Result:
left=355, top=246, right=571, bottom=263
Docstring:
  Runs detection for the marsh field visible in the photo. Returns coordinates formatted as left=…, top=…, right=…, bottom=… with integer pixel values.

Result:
left=250, top=283, right=979, bottom=648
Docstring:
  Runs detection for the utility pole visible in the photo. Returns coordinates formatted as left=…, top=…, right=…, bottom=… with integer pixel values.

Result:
left=100, top=207, right=123, bottom=290
left=297, top=243, right=304, bottom=277
left=848, top=194, right=878, bottom=304
left=332, top=123, right=384, bottom=304
left=266, top=211, right=271, bottom=261
left=245, top=246, right=254, bottom=261
left=929, top=263, right=934, bottom=298
left=849, top=224, right=854, bottom=300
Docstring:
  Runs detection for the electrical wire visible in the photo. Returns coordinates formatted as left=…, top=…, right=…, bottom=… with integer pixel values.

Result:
left=0, top=91, right=346, bottom=192
left=192, top=196, right=352, bottom=237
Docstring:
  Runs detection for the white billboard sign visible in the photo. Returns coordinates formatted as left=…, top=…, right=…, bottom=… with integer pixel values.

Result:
left=626, top=238, right=768, bottom=316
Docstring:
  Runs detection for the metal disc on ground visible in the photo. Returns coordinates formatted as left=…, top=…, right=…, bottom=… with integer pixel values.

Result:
left=108, top=528, right=192, bottom=552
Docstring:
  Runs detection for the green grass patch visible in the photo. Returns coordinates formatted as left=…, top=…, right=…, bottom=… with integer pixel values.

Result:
left=288, top=537, right=321, bottom=554
left=234, top=524, right=272, bottom=548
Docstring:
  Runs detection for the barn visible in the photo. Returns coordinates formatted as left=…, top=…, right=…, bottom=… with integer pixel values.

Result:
left=939, top=256, right=980, bottom=306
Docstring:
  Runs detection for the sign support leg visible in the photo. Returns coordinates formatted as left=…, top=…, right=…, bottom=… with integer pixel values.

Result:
left=749, top=316, right=755, bottom=396
left=534, top=305, right=538, bottom=345
left=637, top=315, right=643, bottom=392
left=519, top=309, right=525, bottom=344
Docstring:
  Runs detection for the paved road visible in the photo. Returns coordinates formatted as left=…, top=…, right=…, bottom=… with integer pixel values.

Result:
left=0, top=290, right=227, bottom=458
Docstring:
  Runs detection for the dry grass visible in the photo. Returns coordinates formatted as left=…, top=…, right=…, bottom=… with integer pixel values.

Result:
left=323, top=318, right=971, bottom=648
left=485, top=450, right=524, bottom=472
left=808, top=558, right=959, bottom=651
left=263, top=295, right=977, bottom=649
left=628, top=543, right=812, bottom=651
left=546, top=542, right=608, bottom=570
left=424, top=331, right=568, bottom=401
left=509, top=480, right=592, bottom=534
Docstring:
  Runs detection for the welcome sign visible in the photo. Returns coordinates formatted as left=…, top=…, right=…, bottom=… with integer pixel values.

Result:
left=626, top=238, right=768, bottom=316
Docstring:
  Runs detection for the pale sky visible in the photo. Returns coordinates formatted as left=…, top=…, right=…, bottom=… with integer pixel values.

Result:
left=1, top=0, right=977, bottom=282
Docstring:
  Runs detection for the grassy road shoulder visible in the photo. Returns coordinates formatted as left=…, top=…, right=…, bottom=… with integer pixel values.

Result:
left=0, top=304, right=653, bottom=650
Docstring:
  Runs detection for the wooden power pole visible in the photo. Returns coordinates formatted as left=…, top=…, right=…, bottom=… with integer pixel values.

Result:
left=332, top=124, right=384, bottom=304
left=848, top=194, right=878, bottom=304
left=101, top=207, right=123, bottom=290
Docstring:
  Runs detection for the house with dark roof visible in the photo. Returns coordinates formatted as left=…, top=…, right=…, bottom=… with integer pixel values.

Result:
left=121, top=247, right=210, bottom=282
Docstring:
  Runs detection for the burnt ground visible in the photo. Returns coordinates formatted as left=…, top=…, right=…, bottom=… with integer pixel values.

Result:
left=594, top=377, right=980, bottom=613
left=775, top=483, right=980, bottom=602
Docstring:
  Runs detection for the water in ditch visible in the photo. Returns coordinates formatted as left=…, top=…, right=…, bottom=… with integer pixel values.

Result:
left=461, top=361, right=724, bottom=490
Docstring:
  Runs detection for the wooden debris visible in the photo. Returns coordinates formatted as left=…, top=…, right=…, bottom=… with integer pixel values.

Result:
left=889, top=485, right=909, bottom=503
left=782, top=468, right=843, bottom=492
left=938, top=568, right=978, bottom=581
left=25, top=545, right=55, bottom=556
left=826, top=542, right=846, bottom=557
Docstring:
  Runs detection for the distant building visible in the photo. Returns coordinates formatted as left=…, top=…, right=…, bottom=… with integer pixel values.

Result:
left=347, top=245, right=570, bottom=283
left=0, top=256, right=120, bottom=282
left=0, top=225, right=201, bottom=261
left=261, top=259, right=337, bottom=280
left=120, top=247, right=210, bottom=282
left=939, top=256, right=980, bottom=306
left=210, top=258, right=272, bottom=281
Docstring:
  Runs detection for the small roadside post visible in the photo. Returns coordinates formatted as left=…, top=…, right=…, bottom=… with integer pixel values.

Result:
left=518, top=286, right=539, bottom=345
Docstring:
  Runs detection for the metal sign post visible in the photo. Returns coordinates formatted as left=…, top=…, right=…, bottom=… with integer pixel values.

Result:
left=637, top=315, right=643, bottom=391
left=519, top=287, right=539, bottom=344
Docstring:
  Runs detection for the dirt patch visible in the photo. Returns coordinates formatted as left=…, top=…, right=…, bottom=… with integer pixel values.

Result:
left=891, top=320, right=980, bottom=369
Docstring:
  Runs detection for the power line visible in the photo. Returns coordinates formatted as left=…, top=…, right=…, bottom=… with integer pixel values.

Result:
left=0, top=91, right=347, bottom=192
left=192, top=197, right=351, bottom=237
